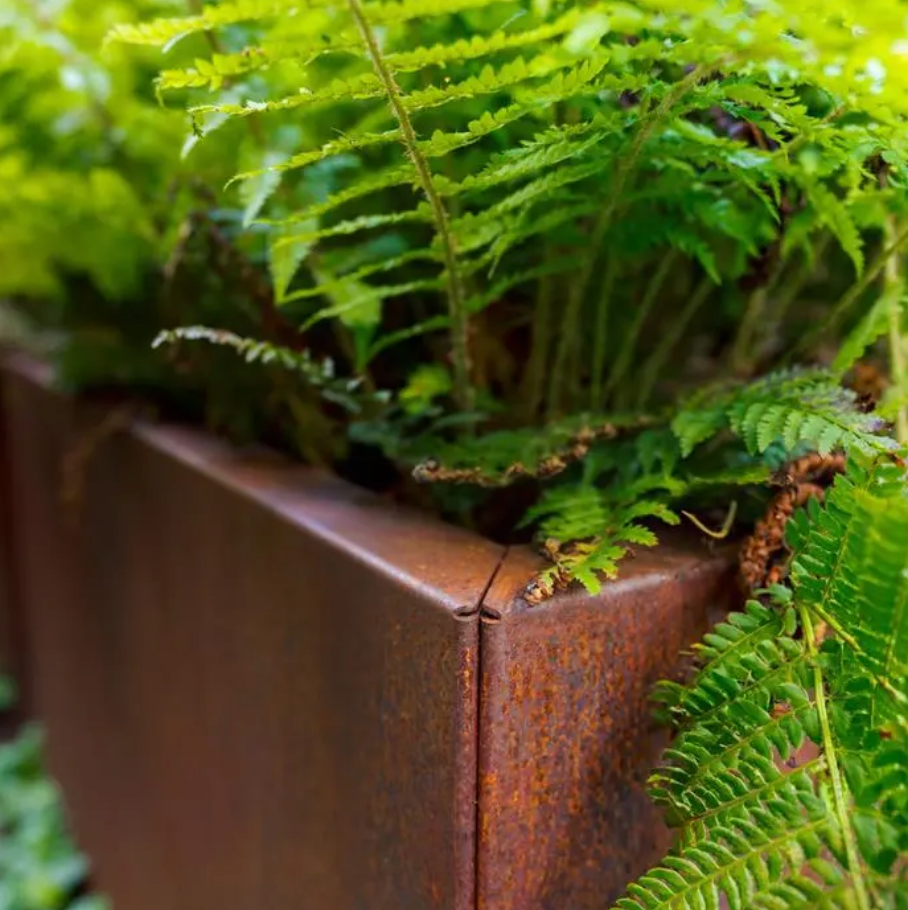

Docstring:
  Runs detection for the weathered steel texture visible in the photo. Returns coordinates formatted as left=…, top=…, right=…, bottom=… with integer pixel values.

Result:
left=1, top=353, right=739, bottom=910
left=476, top=544, right=736, bottom=910
left=1, top=354, right=502, bottom=910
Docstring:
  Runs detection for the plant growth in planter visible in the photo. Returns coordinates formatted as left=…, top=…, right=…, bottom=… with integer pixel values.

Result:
left=0, top=679, right=108, bottom=910
left=4, top=0, right=908, bottom=905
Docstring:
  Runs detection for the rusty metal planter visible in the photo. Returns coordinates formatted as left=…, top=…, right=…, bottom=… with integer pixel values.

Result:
left=0, top=353, right=735, bottom=910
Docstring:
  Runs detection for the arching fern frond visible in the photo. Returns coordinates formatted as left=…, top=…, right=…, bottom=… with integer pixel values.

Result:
left=613, top=456, right=908, bottom=910
left=672, top=370, right=898, bottom=458
left=523, top=479, right=683, bottom=601
left=152, top=326, right=378, bottom=412
left=411, top=413, right=650, bottom=486
left=788, top=458, right=908, bottom=720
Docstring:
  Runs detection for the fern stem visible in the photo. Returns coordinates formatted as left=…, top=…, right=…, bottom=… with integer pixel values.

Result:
left=346, top=0, right=473, bottom=412
left=573, top=66, right=708, bottom=311
left=548, top=280, right=581, bottom=418
left=551, top=66, right=707, bottom=417
left=589, top=253, right=618, bottom=410
left=634, top=274, right=712, bottom=410
left=767, top=234, right=831, bottom=340
left=185, top=0, right=220, bottom=52
left=605, top=249, right=678, bottom=409
left=730, top=286, right=769, bottom=377
left=795, top=221, right=908, bottom=359
left=523, top=247, right=556, bottom=421
left=799, top=604, right=871, bottom=910
left=884, top=215, right=908, bottom=444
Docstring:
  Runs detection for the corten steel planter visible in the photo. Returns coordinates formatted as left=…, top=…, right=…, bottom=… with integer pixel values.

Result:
left=0, top=352, right=736, bottom=910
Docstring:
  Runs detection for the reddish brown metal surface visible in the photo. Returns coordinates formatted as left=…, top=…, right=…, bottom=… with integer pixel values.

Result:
left=1, top=353, right=738, bottom=910
left=1, top=354, right=502, bottom=910
left=476, top=544, right=737, bottom=910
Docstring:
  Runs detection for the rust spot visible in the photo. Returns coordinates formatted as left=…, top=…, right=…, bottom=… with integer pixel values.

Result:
left=476, top=542, right=737, bottom=910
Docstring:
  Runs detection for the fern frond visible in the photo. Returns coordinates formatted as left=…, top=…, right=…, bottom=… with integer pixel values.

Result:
left=449, top=117, right=612, bottom=197
left=235, top=131, right=403, bottom=180
left=788, top=458, right=908, bottom=715
left=652, top=613, right=817, bottom=838
left=266, top=211, right=430, bottom=251
left=282, top=166, right=415, bottom=222
left=614, top=456, right=908, bottom=910
left=614, top=800, right=844, bottom=910
left=108, top=0, right=301, bottom=47
left=189, top=72, right=386, bottom=122
left=384, top=13, right=583, bottom=71
left=523, top=477, right=684, bottom=601
left=157, top=10, right=586, bottom=92
left=245, top=102, right=549, bottom=190
left=673, top=371, right=898, bottom=458
left=111, top=0, right=504, bottom=49
left=298, top=277, right=443, bottom=331
left=833, top=286, right=904, bottom=375
left=401, top=55, right=572, bottom=113
left=152, top=327, right=371, bottom=411
left=281, top=249, right=437, bottom=304
left=412, top=414, right=648, bottom=485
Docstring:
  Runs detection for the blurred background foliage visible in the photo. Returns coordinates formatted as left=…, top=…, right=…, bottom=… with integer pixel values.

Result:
left=0, top=681, right=107, bottom=910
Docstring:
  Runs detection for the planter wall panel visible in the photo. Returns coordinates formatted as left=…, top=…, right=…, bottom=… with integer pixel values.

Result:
left=1, top=356, right=501, bottom=910
left=1, top=354, right=737, bottom=910
left=477, top=549, right=732, bottom=909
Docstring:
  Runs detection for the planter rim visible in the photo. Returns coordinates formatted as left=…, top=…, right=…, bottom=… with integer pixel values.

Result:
left=1, top=351, right=729, bottom=619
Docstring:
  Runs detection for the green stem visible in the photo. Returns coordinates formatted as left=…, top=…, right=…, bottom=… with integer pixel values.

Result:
left=634, top=275, right=712, bottom=410
left=185, top=0, right=262, bottom=146
left=574, top=66, right=708, bottom=308
left=589, top=254, right=618, bottom=410
left=885, top=215, right=908, bottom=445
left=523, top=251, right=556, bottom=422
left=347, top=0, right=473, bottom=412
left=185, top=0, right=221, bottom=52
left=731, top=285, right=773, bottom=377
left=551, top=66, right=707, bottom=417
left=799, top=605, right=871, bottom=910
left=795, top=222, right=908, bottom=360
left=769, top=234, right=831, bottom=337
left=605, top=249, right=679, bottom=408
left=548, top=281, right=581, bottom=418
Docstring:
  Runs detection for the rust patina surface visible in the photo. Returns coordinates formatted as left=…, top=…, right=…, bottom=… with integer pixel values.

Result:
left=0, top=353, right=736, bottom=910
left=476, top=546, right=735, bottom=910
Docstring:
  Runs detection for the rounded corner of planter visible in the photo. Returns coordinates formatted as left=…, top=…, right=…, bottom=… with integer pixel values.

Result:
left=478, top=531, right=740, bottom=633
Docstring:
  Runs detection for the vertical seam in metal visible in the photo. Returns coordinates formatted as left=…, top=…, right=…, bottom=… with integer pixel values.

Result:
left=471, top=545, right=509, bottom=910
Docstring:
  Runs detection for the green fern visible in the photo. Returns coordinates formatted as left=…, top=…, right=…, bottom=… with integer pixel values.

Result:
left=12, top=1, right=908, bottom=906
left=524, top=476, right=683, bottom=597
left=111, top=0, right=908, bottom=428
left=673, top=370, right=898, bottom=458
left=414, top=369, right=894, bottom=596
left=152, top=326, right=380, bottom=413
left=613, top=456, right=908, bottom=910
